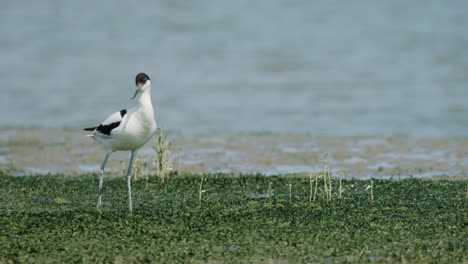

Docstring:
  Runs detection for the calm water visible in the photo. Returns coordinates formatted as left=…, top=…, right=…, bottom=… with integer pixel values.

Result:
left=1, top=1, right=467, bottom=137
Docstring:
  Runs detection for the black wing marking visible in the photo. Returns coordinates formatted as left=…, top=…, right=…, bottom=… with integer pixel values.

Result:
left=120, top=109, right=127, bottom=118
left=84, top=126, right=97, bottom=131
left=95, top=121, right=121, bottom=135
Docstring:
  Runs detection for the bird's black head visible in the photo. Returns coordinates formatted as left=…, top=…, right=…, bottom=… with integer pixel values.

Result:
left=135, top=72, right=150, bottom=86
left=131, top=72, right=152, bottom=99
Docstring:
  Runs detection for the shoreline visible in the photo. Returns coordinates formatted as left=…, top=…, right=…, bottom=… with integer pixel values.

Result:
left=1, top=128, right=467, bottom=179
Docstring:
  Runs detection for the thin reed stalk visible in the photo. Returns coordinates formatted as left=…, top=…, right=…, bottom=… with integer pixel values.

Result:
left=198, top=173, right=205, bottom=205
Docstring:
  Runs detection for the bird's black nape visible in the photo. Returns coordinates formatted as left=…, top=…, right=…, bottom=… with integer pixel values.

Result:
left=135, top=72, right=150, bottom=86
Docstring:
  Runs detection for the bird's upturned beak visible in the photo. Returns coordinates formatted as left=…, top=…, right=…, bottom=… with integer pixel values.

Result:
left=131, top=90, right=139, bottom=99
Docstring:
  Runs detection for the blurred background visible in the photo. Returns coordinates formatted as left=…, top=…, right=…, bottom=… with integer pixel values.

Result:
left=1, top=0, right=467, bottom=137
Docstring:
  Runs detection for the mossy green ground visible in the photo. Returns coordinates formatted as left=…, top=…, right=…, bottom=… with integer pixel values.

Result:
left=1, top=173, right=467, bottom=263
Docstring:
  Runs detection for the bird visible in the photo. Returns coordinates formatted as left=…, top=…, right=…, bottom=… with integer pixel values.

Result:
left=84, top=72, right=157, bottom=213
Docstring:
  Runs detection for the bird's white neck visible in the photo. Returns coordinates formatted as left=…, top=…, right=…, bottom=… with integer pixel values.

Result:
left=136, top=89, right=153, bottom=109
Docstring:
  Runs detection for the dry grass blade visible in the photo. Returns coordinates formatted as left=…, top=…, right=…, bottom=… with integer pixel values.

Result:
left=152, top=129, right=173, bottom=182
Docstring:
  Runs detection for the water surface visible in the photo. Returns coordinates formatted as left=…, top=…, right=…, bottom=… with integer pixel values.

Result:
left=1, top=1, right=468, bottom=137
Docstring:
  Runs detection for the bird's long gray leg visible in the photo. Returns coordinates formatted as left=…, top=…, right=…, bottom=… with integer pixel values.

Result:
left=97, top=153, right=110, bottom=211
left=126, top=151, right=136, bottom=213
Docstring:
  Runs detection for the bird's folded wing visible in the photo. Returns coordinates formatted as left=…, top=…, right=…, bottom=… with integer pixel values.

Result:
left=92, top=110, right=126, bottom=136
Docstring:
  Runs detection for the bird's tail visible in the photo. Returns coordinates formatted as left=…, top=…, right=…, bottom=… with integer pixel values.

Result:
left=84, top=127, right=97, bottom=137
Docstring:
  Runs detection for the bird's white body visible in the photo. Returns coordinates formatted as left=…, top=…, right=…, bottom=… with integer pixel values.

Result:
left=85, top=72, right=157, bottom=213
left=89, top=88, right=157, bottom=152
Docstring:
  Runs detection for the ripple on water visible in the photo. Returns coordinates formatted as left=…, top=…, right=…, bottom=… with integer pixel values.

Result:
left=26, top=167, right=54, bottom=175
left=359, top=170, right=465, bottom=181
left=366, top=161, right=395, bottom=170
left=343, top=157, right=366, bottom=165
left=357, top=139, right=390, bottom=147
left=272, top=165, right=312, bottom=175
left=76, top=164, right=98, bottom=173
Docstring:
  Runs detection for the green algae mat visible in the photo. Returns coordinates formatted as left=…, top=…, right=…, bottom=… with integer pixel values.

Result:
left=1, top=174, right=467, bottom=263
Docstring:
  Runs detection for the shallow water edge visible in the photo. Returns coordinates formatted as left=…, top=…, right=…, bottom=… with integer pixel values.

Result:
left=0, top=128, right=467, bottom=179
